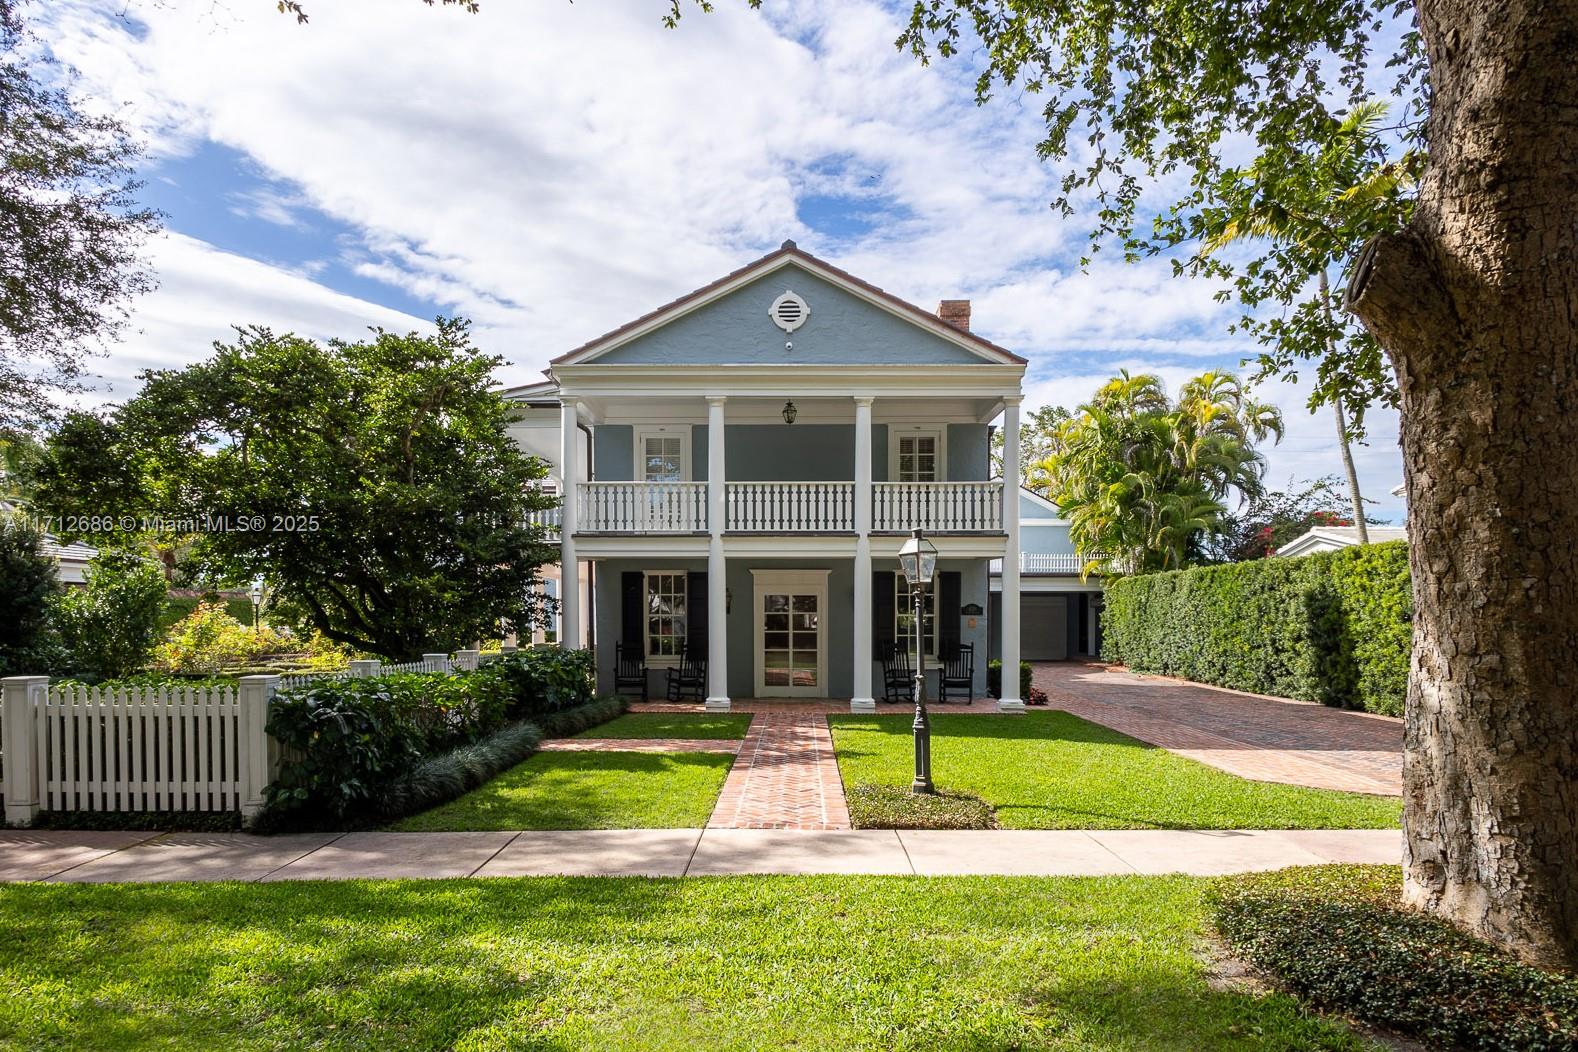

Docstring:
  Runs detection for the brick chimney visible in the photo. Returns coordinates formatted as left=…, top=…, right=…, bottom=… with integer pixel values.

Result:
left=937, top=299, right=971, bottom=332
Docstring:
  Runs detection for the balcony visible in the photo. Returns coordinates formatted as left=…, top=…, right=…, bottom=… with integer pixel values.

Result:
left=573, top=481, right=1004, bottom=535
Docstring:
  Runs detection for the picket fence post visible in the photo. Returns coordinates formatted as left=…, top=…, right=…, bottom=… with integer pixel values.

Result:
left=422, top=653, right=452, bottom=674
left=1, top=676, right=47, bottom=827
left=454, top=649, right=480, bottom=671
left=237, top=675, right=279, bottom=823
left=349, top=660, right=382, bottom=677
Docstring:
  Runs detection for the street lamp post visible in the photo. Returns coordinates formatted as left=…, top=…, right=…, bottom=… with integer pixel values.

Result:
left=898, top=527, right=938, bottom=795
left=249, top=580, right=263, bottom=631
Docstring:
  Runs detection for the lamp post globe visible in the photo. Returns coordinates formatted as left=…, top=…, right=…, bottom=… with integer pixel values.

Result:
left=898, top=528, right=938, bottom=794
left=249, top=580, right=263, bottom=631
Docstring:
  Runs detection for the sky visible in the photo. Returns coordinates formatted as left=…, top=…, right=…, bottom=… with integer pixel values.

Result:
left=34, top=0, right=1405, bottom=521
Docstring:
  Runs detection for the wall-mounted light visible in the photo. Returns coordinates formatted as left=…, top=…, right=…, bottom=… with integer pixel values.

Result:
left=725, top=588, right=733, bottom=614
left=782, top=400, right=798, bottom=424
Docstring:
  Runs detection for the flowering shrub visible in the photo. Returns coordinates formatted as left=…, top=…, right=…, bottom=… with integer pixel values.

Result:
left=151, top=602, right=290, bottom=674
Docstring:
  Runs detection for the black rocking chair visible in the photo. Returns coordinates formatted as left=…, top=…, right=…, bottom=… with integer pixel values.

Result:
left=937, top=642, right=975, bottom=705
left=666, top=647, right=707, bottom=702
left=614, top=643, right=649, bottom=702
left=880, top=642, right=914, bottom=704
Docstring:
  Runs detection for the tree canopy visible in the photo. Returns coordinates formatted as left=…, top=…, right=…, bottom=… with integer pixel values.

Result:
left=0, top=0, right=159, bottom=432
left=34, top=319, right=559, bottom=660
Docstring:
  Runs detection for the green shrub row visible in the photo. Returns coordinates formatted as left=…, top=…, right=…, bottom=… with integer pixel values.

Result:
left=1101, top=541, right=1411, bottom=715
left=1210, top=865, right=1578, bottom=1051
left=264, top=648, right=597, bottom=822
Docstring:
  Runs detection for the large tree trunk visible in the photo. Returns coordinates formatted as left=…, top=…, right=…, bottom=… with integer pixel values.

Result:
left=1347, top=0, right=1578, bottom=968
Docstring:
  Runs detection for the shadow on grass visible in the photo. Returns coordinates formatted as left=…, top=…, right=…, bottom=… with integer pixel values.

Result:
left=393, top=751, right=735, bottom=831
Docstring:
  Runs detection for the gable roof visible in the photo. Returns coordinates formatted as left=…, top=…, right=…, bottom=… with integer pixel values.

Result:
left=1018, top=486, right=1065, bottom=519
left=550, top=241, right=1028, bottom=368
left=1276, top=526, right=1408, bottom=558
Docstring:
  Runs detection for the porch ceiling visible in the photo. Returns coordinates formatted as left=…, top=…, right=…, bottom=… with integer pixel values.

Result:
left=574, top=393, right=1006, bottom=426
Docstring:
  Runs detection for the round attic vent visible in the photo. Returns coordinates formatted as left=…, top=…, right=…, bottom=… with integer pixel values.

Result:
left=769, top=290, right=809, bottom=334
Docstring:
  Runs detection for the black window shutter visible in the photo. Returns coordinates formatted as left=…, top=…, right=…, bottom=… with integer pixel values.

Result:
left=873, top=570, right=895, bottom=655
left=621, top=572, right=644, bottom=652
left=939, top=571, right=962, bottom=656
left=687, top=571, right=708, bottom=658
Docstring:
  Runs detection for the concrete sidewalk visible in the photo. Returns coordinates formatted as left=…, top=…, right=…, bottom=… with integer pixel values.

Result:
left=0, top=827, right=1399, bottom=882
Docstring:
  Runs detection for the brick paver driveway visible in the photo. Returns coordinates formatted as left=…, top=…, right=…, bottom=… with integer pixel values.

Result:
left=1034, top=663, right=1402, bottom=796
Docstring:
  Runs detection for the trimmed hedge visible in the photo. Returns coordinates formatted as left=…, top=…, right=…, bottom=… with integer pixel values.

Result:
left=1102, top=541, right=1411, bottom=715
left=1210, top=865, right=1578, bottom=1051
left=262, top=648, right=597, bottom=824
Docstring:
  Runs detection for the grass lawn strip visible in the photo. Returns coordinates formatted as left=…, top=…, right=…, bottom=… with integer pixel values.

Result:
left=572, top=713, right=753, bottom=740
left=831, top=711, right=1402, bottom=830
left=392, top=751, right=734, bottom=831
left=0, top=875, right=1381, bottom=1051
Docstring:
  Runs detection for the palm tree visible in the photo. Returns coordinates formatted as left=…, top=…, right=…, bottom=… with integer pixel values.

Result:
left=1036, top=370, right=1282, bottom=575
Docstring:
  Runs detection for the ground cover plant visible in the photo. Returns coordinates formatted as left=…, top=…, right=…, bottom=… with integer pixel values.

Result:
left=845, top=784, right=997, bottom=829
left=392, top=751, right=735, bottom=831
left=0, top=875, right=1383, bottom=1051
left=1211, top=865, right=1578, bottom=1051
left=830, top=712, right=1402, bottom=830
left=574, top=713, right=751, bottom=740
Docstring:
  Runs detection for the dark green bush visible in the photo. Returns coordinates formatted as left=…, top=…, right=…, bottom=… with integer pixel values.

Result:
left=1210, top=865, right=1578, bottom=1051
left=1102, top=541, right=1410, bottom=715
left=486, top=646, right=596, bottom=715
left=986, top=659, right=1033, bottom=700
left=264, top=666, right=516, bottom=820
left=846, top=784, right=997, bottom=830
left=534, top=694, right=628, bottom=737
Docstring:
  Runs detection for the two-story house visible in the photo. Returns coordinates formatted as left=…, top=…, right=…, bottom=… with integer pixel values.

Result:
left=507, top=241, right=1031, bottom=713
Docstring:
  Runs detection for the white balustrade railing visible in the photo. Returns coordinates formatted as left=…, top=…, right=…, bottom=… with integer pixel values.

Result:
left=577, top=482, right=708, bottom=533
left=873, top=481, right=1003, bottom=533
left=1020, top=552, right=1087, bottom=574
left=726, top=482, right=854, bottom=532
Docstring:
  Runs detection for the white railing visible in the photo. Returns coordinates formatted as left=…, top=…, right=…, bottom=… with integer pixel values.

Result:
left=577, top=482, right=708, bottom=533
left=1021, top=553, right=1086, bottom=574
left=526, top=506, right=562, bottom=538
left=874, top=481, right=1003, bottom=532
left=277, top=669, right=352, bottom=691
left=727, top=482, right=854, bottom=532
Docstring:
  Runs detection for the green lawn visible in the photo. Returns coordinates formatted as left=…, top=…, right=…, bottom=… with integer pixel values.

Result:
left=830, top=711, right=1402, bottom=830
left=573, top=713, right=753, bottom=740
left=0, top=875, right=1381, bottom=1051
left=392, top=751, right=735, bottom=831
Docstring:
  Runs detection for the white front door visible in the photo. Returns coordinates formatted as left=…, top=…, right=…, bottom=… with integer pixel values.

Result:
left=752, top=570, right=830, bottom=698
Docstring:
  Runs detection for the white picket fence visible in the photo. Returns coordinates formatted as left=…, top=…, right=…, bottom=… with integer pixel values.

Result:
left=0, top=649, right=482, bottom=825
left=1, top=676, right=271, bottom=822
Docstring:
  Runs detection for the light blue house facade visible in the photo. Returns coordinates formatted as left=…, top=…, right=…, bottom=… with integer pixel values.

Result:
left=509, top=242, right=1032, bottom=711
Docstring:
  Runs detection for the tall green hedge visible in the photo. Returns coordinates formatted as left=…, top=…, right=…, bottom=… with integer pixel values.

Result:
left=1101, top=541, right=1411, bottom=716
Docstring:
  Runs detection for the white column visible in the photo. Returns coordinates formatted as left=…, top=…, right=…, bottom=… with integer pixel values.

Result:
left=705, top=395, right=731, bottom=712
left=1, top=676, right=46, bottom=826
left=238, top=674, right=279, bottom=824
left=559, top=399, right=581, bottom=651
left=850, top=396, right=876, bottom=712
left=422, top=652, right=452, bottom=673
left=999, top=396, right=1026, bottom=712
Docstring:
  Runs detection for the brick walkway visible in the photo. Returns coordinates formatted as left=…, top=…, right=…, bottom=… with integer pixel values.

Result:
left=705, top=714, right=852, bottom=830
left=540, top=739, right=742, bottom=754
left=1034, top=663, right=1402, bottom=796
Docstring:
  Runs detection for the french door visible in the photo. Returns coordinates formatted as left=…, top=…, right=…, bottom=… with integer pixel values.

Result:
left=752, top=570, right=829, bottom=698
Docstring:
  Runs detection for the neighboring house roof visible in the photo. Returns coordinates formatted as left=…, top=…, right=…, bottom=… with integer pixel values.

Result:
left=1390, top=482, right=1406, bottom=497
left=549, top=240, right=1028, bottom=368
left=1276, top=526, right=1408, bottom=558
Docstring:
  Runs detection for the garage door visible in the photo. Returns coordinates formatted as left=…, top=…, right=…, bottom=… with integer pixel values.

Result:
left=1021, top=595, right=1068, bottom=661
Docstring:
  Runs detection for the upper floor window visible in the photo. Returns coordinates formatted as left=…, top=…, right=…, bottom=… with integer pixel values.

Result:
left=636, top=428, right=689, bottom=482
left=894, top=430, right=943, bottom=482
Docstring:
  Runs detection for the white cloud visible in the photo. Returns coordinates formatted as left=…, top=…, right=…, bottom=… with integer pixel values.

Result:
left=33, top=0, right=1402, bottom=509
left=72, top=232, right=427, bottom=405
